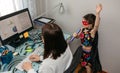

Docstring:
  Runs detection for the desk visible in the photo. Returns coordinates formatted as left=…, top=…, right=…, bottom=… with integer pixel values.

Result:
left=0, top=29, right=71, bottom=73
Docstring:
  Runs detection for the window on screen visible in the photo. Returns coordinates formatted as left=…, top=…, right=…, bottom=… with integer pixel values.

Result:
left=0, top=8, right=33, bottom=45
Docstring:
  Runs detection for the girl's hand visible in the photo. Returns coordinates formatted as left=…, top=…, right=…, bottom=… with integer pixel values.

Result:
left=22, top=62, right=32, bottom=71
left=29, top=54, right=40, bottom=62
left=96, top=4, right=102, bottom=14
left=73, top=32, right=78, bottom=38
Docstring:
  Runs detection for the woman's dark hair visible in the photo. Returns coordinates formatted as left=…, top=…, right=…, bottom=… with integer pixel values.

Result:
left=83, top=13, right=96, bottom=28
left=42, top=23, right=67, bottom=59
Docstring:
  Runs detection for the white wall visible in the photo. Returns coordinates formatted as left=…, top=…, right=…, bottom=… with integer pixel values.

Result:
left=35, top=0, right=47, bottom=18
left=37, top=0, right=120, bottom=73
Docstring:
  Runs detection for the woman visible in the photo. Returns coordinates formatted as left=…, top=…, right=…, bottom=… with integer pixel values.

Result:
left=22, top=23, right=73, bottom=73
left=73, top=4, right=102, bottom=73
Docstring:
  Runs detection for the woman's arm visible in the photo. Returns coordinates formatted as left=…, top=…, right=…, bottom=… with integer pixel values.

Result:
left=92, top=4, right=102, bottom=33
left=27, top=67, right=54, bottom=73
left=22, top=55, right=44, bottom=73
left=22, top=62, right=37, bottom=73
left=29, top=55, right=43, bottom=62
left=22, top=61, right=54, bottom=73
left=38, top=65, right=54, bottom=73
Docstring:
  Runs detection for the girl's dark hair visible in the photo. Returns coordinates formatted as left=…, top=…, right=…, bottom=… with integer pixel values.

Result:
left=83, top=13, right=96, bottom=28
left=42, top=23, right=67, bottom=59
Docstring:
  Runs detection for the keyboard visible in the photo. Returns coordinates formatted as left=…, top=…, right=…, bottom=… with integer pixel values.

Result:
left=9, top=38, right=29, bottom=48
left=15, top=46, right=44, bottom=71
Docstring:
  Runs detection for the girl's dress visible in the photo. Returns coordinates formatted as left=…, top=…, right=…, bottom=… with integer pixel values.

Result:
left=79, top=28, right=102, bottom=73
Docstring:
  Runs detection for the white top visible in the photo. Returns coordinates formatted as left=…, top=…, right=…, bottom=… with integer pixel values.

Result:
left=28, top=45, right=73, bottom=73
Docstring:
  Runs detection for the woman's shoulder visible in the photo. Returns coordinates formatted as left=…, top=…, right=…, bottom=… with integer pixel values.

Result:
left=43, top=45, right=72, bottom=62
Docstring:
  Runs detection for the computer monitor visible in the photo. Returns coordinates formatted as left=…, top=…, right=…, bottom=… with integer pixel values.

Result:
left=0, top=8, right=33, bottom=46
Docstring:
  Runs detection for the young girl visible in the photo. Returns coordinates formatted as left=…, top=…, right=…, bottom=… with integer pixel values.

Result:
left=73, top=4, right=102, bottom=73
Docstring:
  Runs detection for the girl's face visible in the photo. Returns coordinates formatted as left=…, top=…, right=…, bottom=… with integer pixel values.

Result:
left=82, top=19, right=89, bottom=28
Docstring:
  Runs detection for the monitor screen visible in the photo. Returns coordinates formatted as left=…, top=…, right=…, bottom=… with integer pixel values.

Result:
left=0, top=8, right=33, bottom=45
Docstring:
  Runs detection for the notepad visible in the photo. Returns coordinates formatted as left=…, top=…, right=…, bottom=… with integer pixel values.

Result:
left=23, top=32, right=29, bottom=38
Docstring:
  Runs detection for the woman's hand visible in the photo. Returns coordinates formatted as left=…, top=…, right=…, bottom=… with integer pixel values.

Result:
left=29, top=54, right=40, bottom=62
left=22, top=62, right=32, bottom=71
left=96, top=4, right=102, bottom=14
